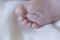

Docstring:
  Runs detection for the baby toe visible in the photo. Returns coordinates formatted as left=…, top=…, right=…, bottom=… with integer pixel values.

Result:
left=32, top=23, right=39, bottom=28
left=18, top=15, right=24, bottom=21
left=15, top=4, right=27, bottom=15
left=22, top=19, right=29, bottom=25
left=27, top=22, right=32, bottom=27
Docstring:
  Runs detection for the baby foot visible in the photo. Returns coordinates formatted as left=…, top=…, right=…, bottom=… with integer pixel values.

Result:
left=15, top=0, right=60, bottom=28
left=15, top=3, right=39, bottom=28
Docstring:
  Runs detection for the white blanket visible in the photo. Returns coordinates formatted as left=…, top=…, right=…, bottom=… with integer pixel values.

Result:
left=0, top=1, right=60, bottom=40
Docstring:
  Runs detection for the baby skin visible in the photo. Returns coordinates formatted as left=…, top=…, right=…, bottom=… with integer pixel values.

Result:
left=15, top=0, right=60, bottom=28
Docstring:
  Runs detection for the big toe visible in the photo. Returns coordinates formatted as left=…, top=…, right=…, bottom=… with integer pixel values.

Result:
left=15, top=4, right=27, bottom=15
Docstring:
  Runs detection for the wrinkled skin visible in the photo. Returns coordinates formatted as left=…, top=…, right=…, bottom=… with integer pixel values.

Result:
left=28, top=0, right=60, bottom=25
left=15, top=0, right=60, bottom=28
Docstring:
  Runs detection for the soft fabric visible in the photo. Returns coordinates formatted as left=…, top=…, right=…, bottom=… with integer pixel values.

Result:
left=0, top=1, right=60, bottom=40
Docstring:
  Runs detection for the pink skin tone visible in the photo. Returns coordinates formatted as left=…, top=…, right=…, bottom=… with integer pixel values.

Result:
left=15, top=0, right=60, bottom=28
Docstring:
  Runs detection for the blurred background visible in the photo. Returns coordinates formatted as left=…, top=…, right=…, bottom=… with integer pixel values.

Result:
left=0, top=0, right=60, bottom=40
